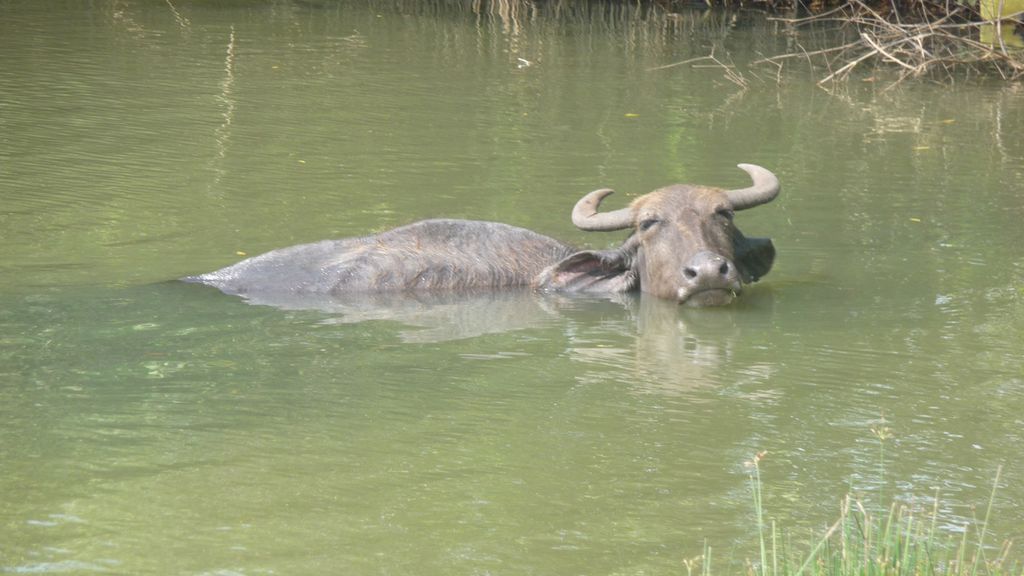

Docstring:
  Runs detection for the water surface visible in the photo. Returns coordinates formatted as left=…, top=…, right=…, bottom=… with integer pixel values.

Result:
left=2, top=1, right=1022, bottom=574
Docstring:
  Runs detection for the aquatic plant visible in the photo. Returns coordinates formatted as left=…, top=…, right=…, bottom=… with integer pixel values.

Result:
left=682, top=442, right=1019, bottom=576
left=732, top=455, right=1019, bottom=576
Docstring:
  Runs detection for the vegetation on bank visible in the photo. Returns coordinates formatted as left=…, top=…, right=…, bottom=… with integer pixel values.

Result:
left=465, top=0, right=1024, bottom=83
left=657, top=0, right=1024, bottom=82
left=756, top=0, right=1024, bottom=84
left=158, top=0, right=1023, bottom=83
left=685, top=432, right=1021, bottom=576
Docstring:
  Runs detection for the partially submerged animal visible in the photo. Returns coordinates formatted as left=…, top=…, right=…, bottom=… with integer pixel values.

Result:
left=184, top=164, right=780, bottom=306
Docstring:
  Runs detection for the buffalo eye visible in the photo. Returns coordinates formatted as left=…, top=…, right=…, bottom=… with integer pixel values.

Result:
left=638, top=218, right=660, bottom=231
left=716, top=208, right=735, bottom=221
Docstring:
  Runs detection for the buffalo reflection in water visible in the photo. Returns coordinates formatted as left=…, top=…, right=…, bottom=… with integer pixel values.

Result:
left=222, top=287, right=776, bottom=397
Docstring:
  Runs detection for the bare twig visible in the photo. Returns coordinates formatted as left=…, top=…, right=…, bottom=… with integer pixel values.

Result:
left=648, top=50, right=748, bottom=88
left=861, top=31, right=921, bottom=72
left=646, top=55, right=724, bottom=71
left=756, top=0, right=1024, bottom=84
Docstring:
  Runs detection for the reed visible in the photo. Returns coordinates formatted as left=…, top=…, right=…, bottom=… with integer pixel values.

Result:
left=731, top=456, right=1018, bottom=576
left=689, top=439, right=1019, bottom=576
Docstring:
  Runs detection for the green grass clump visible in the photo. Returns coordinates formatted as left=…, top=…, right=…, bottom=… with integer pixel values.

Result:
left=685, top=443, right=1019, bottom=576
left=740, top=453, right=1018, bottom=576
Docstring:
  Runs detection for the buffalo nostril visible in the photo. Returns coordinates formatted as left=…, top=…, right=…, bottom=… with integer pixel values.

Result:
left=718, top=261, right=730, bottom=276
left=683, top=267, right=697, bottom=280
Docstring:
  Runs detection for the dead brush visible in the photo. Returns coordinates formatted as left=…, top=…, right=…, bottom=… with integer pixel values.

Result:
left=756, top=0, right=1024, bottom=85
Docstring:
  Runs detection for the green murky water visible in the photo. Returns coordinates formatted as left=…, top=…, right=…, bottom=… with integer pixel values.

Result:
left=2, top=1, right=1022, bottom=574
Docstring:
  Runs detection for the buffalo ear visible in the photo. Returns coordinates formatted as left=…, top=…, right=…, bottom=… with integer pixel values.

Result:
left=735, top=236, right=775, bottom=283
left=536, top=250, right=638, bottom=293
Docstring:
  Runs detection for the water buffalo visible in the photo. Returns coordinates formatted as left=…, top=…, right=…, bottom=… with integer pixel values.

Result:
left=184, top=164, right=779, bottom=306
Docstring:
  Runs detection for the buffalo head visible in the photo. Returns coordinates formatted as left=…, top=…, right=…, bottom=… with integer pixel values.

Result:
left=537, top=164, right=779, bottom=306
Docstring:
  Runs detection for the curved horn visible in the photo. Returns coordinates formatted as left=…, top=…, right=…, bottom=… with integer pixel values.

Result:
left=571, top=188, right=636, bottom=231
left=726, top=164, right=780, bottom=211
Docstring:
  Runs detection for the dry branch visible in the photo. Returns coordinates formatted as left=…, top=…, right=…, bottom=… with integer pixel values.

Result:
left=758, top=0, right=1024, bottom=84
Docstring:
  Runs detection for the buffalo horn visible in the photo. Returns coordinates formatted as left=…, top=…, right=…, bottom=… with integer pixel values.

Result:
left=571, top=188, right=635, bottom=231
left=726, top=164, right=780, bottom=211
